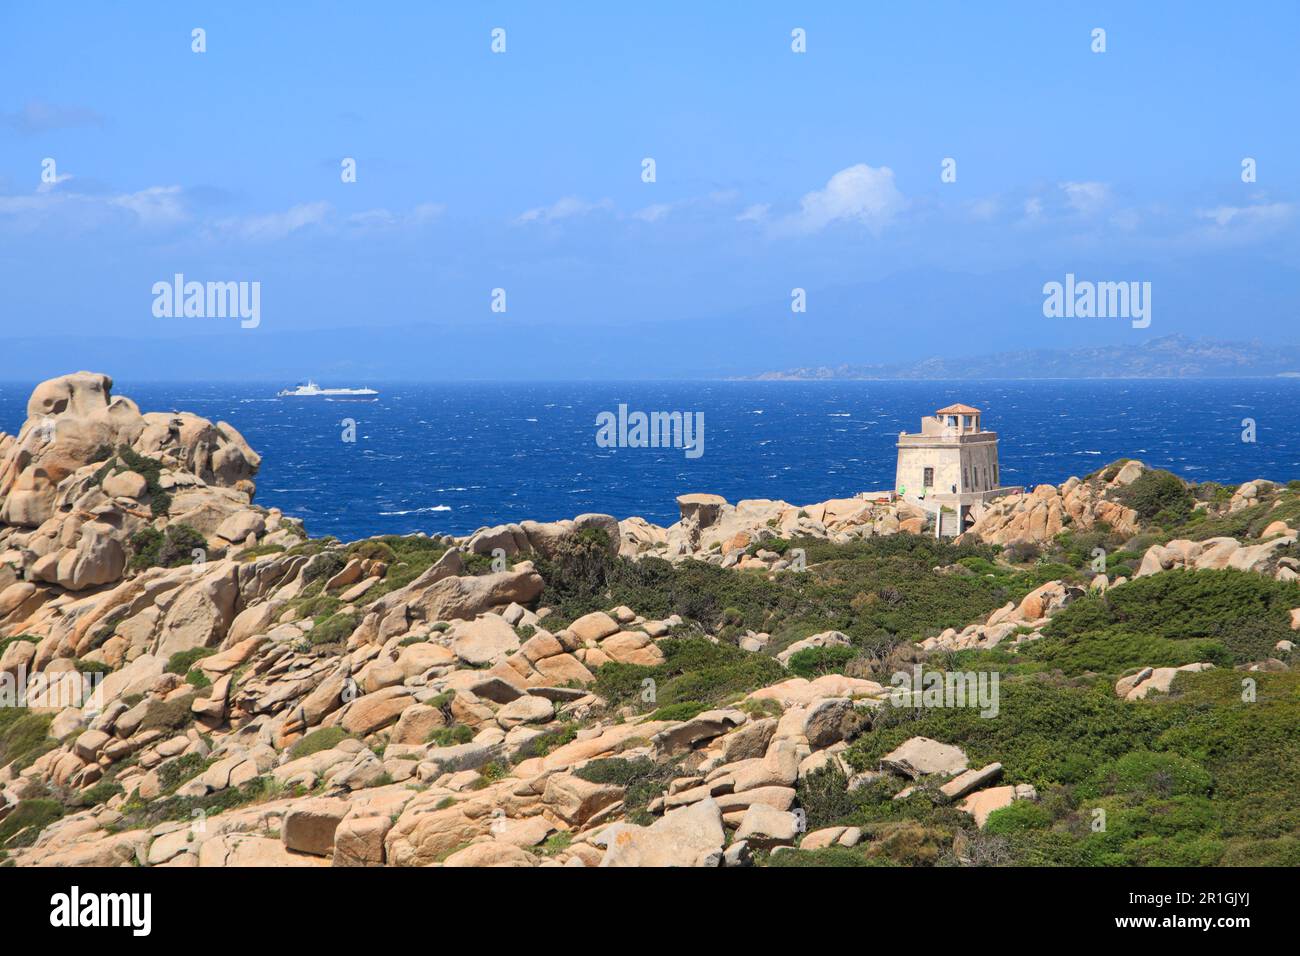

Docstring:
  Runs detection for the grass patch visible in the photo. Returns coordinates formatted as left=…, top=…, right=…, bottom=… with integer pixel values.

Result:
left=288, top=727, right=351, bottom=759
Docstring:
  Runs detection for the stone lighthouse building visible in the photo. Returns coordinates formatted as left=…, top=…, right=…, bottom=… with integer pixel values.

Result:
left=895, top=403, right=1020, bottom=536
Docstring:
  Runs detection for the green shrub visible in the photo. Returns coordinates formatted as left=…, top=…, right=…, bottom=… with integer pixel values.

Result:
left=165, top=647, right=216, bottom=675
left=0, top=634, right=39, bottom=657
left=648, top=701, right=708, bottom=722
left=426, top=724, right=474, bottom=747
left=767, top=847, right=887, bottom=867
left=237, top=543, right=286, bottom=561
left=289, top=727, right=350, bottom=759
left=0, top=710, right=56, bottom=771
left=1082, top=751, right=1213, bottom=800
left=1116, top=469, right=1194, bottom=523
left=73, top=781, right=124, bottom=808
left=509, top=724, right=578, bottom=762
left=309, top=612, right=358, bottom=646
left=0, top=799, right=64, bottom=849
left=797, top=765, right=870, bottom=831
left=573, top=757, right=679, bottom=825
left=984, top=800, right=1052, bottom=834
left=303, top=550, right=347, bottom=585
left=593, top=638, right=785, bottom=714
left=137, top=693, right=199, bottom=733
left=1033, top=569, right=1299, bottom=674
left=157, top=753, right=212, bottom=793
left=786, top=644, right=858, bottom=679
left=129, top=523, right=210, bottom=570
left=348, top=535, right=448, bottom=601
left=533, top=528, right=616, bottom=617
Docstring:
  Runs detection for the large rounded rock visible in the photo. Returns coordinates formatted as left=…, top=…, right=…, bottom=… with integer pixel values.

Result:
left=451, top=615, right=521, bottom=665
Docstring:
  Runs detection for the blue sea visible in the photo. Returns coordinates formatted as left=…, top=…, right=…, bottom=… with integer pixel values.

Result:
left=3, top=380, right=1298, bottom=542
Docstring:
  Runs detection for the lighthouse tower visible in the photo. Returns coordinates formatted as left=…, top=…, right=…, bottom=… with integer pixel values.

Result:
left=894, top=404, right=1020, bottom=536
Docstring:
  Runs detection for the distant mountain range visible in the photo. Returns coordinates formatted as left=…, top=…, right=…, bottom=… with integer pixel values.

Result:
left=750, top=335, right=1300, bottom=380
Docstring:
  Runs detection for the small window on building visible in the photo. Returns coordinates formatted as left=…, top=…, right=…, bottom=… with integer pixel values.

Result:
left=923, top=467, right=934, bottom=487
left=947, top=416, right=958, bottom=427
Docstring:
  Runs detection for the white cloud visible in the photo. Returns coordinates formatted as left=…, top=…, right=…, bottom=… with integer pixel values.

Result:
left=214, top=201, right=331, bottom=241
left=735, top=203, right=769, bottom=223
left=778, top=164, right=905, bottom=235
left=632, top=203, right=673, bottom=223
left=109, top=185, right=188, bottom=227
left=346, top=202, right=445, bottom=230
left=0, top=182, right=189, bottom=230
left=1197, top=202, right=1294, bottom=228
left=1060, top=181, right=1111, bottom=216
left=965, top=197, right=1000, bottom=221
left=35, top=173, right=74, bottom=194
left=515, top=196, right=613, bottom=224
left=409, top=202, right=445, bottom=224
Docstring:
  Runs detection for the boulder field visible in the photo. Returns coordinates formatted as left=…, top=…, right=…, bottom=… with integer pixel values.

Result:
left=1, top=373, right=1296, bottom=868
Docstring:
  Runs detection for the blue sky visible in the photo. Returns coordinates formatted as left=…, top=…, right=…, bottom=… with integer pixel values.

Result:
left=1, top=2, right=1297, bottom=378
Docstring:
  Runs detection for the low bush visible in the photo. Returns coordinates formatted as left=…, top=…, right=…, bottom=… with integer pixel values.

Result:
left=0, top=799, right=64, bottom=849
left=165, top=647, right=216, bottom=675
left=288, top=727, right=350, bottom=759
left=309, top=611, right=358, bottom=646
left=129, top=523, right=210, bottom=570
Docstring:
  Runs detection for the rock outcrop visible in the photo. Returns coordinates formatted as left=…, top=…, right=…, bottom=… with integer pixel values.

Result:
left=0, top=372, right=291, bottom=607
left=1, top=376, right=1292, bottom=870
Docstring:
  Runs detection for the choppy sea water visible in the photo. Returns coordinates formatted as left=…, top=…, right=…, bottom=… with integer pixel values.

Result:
left=2, top=380, right=1298, bottom=542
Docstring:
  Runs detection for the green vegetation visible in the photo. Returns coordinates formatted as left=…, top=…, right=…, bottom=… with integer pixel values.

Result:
left=94, top=444, right=172, bottom=517
left=1029, top=569, right=1300, bottom=674
left=165, top=647, right=216, bottom=675
left=129, top=523, right=210, bottom=570
left=0, top=634, right=39, bottom=657
left=0, top=799, right=65, bottom=850
left=1114, top=468, right=1195, bottom=525
left=72, top=781, right=124, bottom=808
left=236, top=543, right=286, bottom=561
left=786, top=644, right=860, bottom=679
left=781, top=668, right=1300, bottom=867
left=156, top=753, right=212, bottom=793
left=309, top=611, right=358, bottom=646
left=510, top=723, right=579, bottom=762
left=0, top=709, right=56, bottom=772
left=117, top=774, right=296, bottom=829
left=426, top=724, right=474, bottom=747
left=540, top=531, right=1074, bottom=651
left=593, top=638, right=786, bottom=716
left=647, top=701, right=709, bottom=722
left=136, top=693, right=200, bottom=734
left=573, top=756, right=681, bottom=825
left=288, top=727, right=351, bottom=759
left=348, top=535, right=448, bottom=600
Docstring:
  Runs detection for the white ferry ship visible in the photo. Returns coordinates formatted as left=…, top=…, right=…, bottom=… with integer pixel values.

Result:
left=276, top=380, right=379, bottom=400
